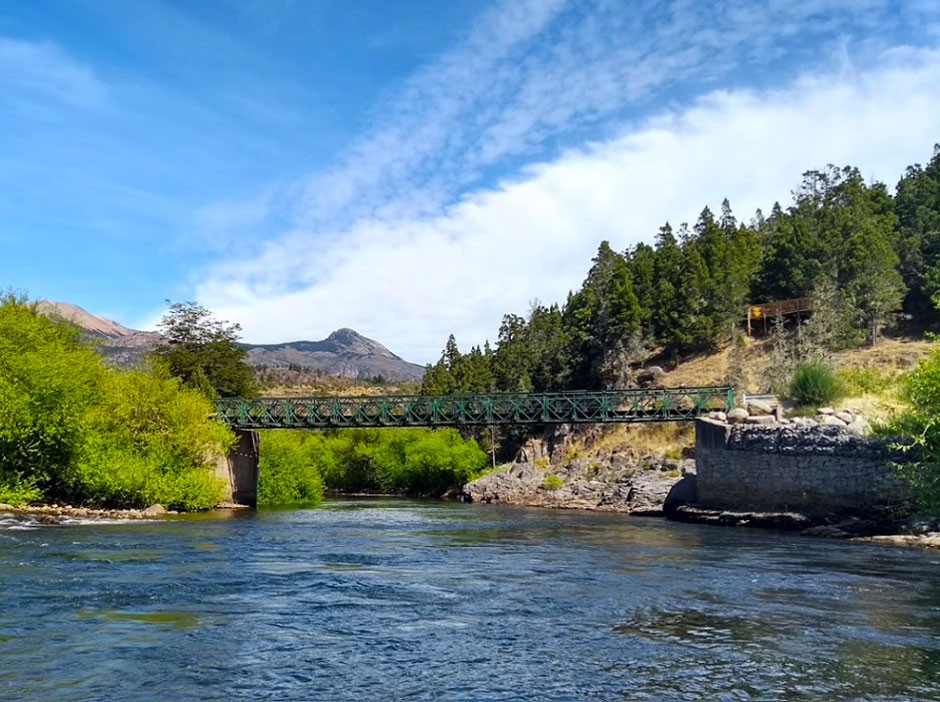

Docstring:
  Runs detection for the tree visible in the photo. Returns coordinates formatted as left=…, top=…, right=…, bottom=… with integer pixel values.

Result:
left=564, top=242, right=643, bottom=388
left=151, top=302, right=255, bottom=398
left=895, top=144, right=940, bottom=328
left=651, top=223, right=685, bottom=349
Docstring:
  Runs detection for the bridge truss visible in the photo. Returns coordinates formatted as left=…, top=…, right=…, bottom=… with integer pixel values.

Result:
left=213, top=386, right=734, bottom=430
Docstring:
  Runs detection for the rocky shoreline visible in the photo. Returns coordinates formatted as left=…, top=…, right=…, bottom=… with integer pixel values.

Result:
left=463, top=450, right=695, bottom=515
left=461, top=425, right=940, bottom=549
left=0, top=501, right=250, bottom=525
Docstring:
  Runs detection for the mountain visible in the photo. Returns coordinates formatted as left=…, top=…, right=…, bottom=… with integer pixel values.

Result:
left=243, top=329, right=425, bottom=382
left=36, top=301, right=425, bottom=382
left=35, top=301, right=136, bottom=339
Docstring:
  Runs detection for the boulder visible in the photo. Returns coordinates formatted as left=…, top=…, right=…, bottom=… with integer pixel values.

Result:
left=820, top=415, right=847, bottom=427
left=817, top=407, right=835, bottom=415
left=708, top=411, right=727, bottom=422
left=845, top=418, right=870, bottom=435
left=745, top=415, right=776, bottom=425
left=835, top=411, right=854, bottom=424
left=726, top=408, right=750, bottom=424
left=746, top=399, right=775, bottom=416
left=142, top=504, right=167, bottom=517
left=802, top=525, right=851, bottom=539
left=636, top=366, right=666, bottom=387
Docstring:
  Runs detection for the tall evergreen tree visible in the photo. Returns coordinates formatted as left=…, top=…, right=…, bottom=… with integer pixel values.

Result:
left=895, top=144, right=940, bottom=327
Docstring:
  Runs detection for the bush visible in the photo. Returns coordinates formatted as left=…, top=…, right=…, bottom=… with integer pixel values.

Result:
left=788, top=362, right=845, bottom=407
left=883, top=349, right=940, bottom=510
left=257, top=431, right=324, bottom=506
left=839, top=366, right=896, bottom=395
left=69, top=368, right=233, bottom=510
left=0, top=295, right=234, bottom=510
left=542, top=474, right=563, bottom=491
left=262, top=428, right=489, bottom=497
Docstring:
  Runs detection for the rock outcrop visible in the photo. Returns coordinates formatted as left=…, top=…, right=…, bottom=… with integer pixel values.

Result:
left=463, top=452, right=695, bottom=514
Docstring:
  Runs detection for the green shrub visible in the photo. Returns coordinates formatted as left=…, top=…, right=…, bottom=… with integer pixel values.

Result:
left=69, top=368, right=233, bottom=510
left=0, top=477, right=41, bottom=506
left=0, top=295, right=234, bottom=510
left=264, top=428, right=489, bottom=497
left=839, top=366, right=896, bottom=395
left=541, top=474, right=563, bottom=491
left=788, top=362, right=845, bottom=407
left=0, top=294, right=106, bottom=496
left=883, top=349, right=940, bottom=510
left=257, top=431, right=324, bottom=506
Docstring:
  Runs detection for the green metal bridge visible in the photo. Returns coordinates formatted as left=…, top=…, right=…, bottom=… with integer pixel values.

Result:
left=213, top=386, right=734, bottom=430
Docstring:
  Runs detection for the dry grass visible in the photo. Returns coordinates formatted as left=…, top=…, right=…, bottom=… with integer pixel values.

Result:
left=567, top=422, right=695, bottom=460
left=657, top=336, right=773, bottom=394
left=260, top=381, right=419, bottom=398
left=832, top=337, right=933, bottom=370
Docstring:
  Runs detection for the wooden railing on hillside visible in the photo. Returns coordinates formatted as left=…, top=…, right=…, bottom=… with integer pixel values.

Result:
left=746, top=297, right=813, bottom=335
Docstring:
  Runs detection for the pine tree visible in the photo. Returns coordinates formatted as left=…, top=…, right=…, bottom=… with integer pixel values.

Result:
left=895, top=144, right=940, bottom=327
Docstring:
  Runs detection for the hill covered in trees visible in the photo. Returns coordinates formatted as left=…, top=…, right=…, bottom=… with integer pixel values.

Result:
left=422, top=145, right=940, bottom=395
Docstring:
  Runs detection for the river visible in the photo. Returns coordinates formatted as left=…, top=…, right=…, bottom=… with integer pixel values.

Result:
left=1, top=499, right=938, bottom=701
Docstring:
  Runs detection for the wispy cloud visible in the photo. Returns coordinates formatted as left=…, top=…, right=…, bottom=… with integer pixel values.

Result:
left=197, top=47, right=940, bottom=362
left=199, top=0, right=938, bottom=242
left=0, top=37, right=107, bottom=108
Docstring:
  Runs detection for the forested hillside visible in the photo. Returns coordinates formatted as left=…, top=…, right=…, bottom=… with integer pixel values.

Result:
left=422, top=145, right=940, bottom=395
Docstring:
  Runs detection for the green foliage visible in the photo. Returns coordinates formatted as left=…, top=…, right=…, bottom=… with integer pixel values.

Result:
left=0, top=295, right=233, bottom=510
left=839, top=366, right=896, bottom=396
left=0, top=293, right=106, bottom=496
left=68, top=368, right=233, bottom=510
left=0, top=477, right=41, bottom=506
left=541, top=474, right=563, bottom=491
left=257, top=431, right=324, bottom=506
left=765, top=278, right=862, bottom=393
left=788, top=362, right=845, bottom=407
left=264, top=428, right=489, bottom=497
left=420, top=146, right=940, bottom=396
left=151, top=301, right=255, bottom=398
left=883, top=347, right=940, bottom=510
left=894, top=144, right=940, bottom=329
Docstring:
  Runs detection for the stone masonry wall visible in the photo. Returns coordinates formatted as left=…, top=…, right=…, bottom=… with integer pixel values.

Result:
left=695, top=418, right=909, bottom=513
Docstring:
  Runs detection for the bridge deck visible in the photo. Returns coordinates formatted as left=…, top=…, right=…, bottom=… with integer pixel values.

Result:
left=213, top=386, right=734, bottom=430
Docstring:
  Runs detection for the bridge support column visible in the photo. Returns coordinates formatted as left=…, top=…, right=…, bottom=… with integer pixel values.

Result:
left=218, top=429, right=260, bottom=507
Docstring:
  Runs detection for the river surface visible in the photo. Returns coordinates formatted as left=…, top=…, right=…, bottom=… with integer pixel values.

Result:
left=1, top=499, right=939, bottom=701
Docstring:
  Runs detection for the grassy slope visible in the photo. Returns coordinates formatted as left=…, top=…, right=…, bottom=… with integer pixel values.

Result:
left=565, top=336, right=934, bottom=458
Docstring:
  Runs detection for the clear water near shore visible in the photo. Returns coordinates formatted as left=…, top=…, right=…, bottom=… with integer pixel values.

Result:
left=1, top=498, right=938, bottom=701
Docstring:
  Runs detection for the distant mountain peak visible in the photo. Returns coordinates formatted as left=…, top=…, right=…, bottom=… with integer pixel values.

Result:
left=322, top=328, right=398, bottom=358
left=38, top=301, right=424, bottom=382
left=35, top=300, right=135, bottom=340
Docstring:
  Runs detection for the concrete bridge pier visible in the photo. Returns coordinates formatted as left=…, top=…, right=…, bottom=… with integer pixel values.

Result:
left=213, top=429, right=260, bottom=507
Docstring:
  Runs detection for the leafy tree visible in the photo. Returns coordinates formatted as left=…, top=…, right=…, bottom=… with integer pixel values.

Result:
left=0, top=294, right=233, bottom=509
left=152, top=302, right=255, bottom=398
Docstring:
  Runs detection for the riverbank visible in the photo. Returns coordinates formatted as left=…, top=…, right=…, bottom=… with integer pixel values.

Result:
left=0, top=501, right=251, bottom=525
left=461, top=430, right=940, bottom=549
left=463, top=450, right=695, bottom=514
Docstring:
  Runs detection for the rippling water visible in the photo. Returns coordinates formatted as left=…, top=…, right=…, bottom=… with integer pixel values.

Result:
left=1, top=499, right=939, bottom=701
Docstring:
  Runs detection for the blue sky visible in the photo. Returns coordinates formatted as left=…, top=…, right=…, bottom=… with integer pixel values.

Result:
left=2, top=0, right=940, bottom=362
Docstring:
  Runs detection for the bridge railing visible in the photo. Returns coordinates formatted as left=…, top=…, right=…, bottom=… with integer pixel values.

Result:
left=213, top=386, right=734, bottom=429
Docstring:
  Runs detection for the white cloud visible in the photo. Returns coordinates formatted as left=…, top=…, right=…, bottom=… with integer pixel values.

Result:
left=197, top=48, right=940, bottom=363
left=0, top=37, right=107, bottom=107
left=205, top=0, right=933, bottom=238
